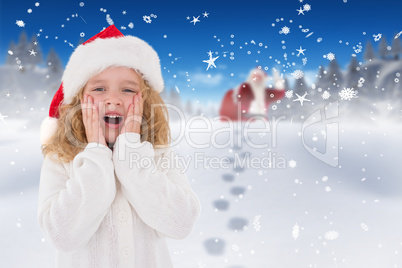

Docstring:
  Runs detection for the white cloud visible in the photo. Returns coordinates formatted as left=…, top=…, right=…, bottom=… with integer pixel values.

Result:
left=190, top=72, right=224, bottom=86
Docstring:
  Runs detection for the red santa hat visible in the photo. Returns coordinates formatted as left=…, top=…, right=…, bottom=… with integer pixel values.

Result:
left=40, top=25, right=164, bottom=144
left=247, top=66, right=269, bottom=81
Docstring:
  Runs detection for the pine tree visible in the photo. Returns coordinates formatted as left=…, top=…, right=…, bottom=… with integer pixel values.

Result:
left=46, top=48, right=63, bottom=73
left=293, top=76, right=308, bottom=94
left=314, top=66, right=326, bottom=90
left=345, top=57, right=360, bottom=88
left=378, top=36, right=389, bottom=59
left=326, top=59, right=343, bottom=91
left=16, top=31, right=29, bottom=62
left=27, top=35, right=44, bottom=66
left=391, top=36, right=401, bottom=60
left=185, top=100, right=193, bottom=115
left=364, top=41, right=375, bottom=61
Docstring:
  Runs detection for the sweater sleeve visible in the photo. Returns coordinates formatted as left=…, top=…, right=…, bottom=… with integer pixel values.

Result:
left=37, top=144, right=116, bottom=252
left=113, top=133, right=201, bottom=240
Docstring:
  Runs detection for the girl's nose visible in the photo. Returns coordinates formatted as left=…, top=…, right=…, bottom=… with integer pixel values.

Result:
left=106, top=92, right=122, bottom=106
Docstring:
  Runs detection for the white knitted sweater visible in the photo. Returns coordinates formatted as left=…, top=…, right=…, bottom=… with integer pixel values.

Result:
left=38, top=133, right=200, bottom=267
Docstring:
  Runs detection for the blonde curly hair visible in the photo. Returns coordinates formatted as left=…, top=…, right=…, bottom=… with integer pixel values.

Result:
left=42, top=75, right=171, bottom=163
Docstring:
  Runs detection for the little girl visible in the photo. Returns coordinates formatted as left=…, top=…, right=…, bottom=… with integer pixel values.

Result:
left=38, top=25, right=200, bottom=267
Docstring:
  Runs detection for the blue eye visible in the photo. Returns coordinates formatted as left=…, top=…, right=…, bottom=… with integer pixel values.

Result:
left=123, top=89, right=136, bottom=93
left=94, top=88, right=105, bottom=91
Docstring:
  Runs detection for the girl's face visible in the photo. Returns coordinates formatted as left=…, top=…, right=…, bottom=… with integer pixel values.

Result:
left=83, top=66, right=141, bottom=144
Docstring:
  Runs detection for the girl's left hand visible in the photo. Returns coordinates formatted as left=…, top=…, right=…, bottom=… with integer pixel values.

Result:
left=121, top=92, right=144, bottom=134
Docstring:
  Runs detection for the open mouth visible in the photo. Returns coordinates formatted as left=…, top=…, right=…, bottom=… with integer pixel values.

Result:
left=104, top=115, right=123, bottom=125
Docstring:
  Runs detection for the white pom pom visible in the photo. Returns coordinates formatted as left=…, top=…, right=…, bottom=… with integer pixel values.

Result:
left=40, top=117, right=58, bottom=145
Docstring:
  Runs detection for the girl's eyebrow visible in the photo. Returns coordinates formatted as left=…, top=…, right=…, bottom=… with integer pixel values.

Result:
left=121, top=80, right=139, bottom=86
left=87, top=80, right=139, bottom=86
left=87, top=79, right=105, bottom=86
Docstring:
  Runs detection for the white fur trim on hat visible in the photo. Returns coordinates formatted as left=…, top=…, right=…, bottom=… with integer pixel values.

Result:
left=62, top=36, right=164, bottom=104
left=40, top=117, right=58, bottom=145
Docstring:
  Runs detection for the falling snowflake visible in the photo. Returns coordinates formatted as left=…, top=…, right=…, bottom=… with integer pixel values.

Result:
left=373, top=33, right=382, bottom=42
left=28, top=49, right=37, bottom=56
left=302, top=57, right=307, bottom=65
left=285, top=90, right=294, bottom=99
left=80, top=32, right=85, bottom=37
left=321, top=91, right=331, bottom=100
left=143, top=15, right=152, bottom=23
left=190, top=16, right=200, bottom=25
left=303, top=3, right=311, bottom=11
left=16, top=20, right=25, bottom=27
left=360, top=223, right=369, bottom=231
left=106, top=14, right=114, bottom=25
left=358, top=77, right=365, bottom=87
left=324, top=52, right=335, bottom=61
left=253, top=215, right=261, bottom=232
left=293, top=92, right=310, bottom=106
left=128, top=22, right=134, bottom=29
left=292, top=70, right=304, bottom=79
left=280, top=26, right=290, bottom=35
left=203, top=51, right=219, bottom=71
left=292, top=223, right=300, bottom=240
left=324, top=231, right=339, bottom=240
left=288, top=159, right=297, bottom=168
left=232, top=244, right=240, bottom=252
left=79, top=2, right=84, bottom=7
left=353, top=44, right=363, bottom=54
left=339, top=87, right=358, bottom=100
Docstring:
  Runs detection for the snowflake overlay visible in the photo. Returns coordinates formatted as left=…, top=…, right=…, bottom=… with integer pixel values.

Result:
left=253, top=215, right=261, bottom=232
left=292, top=70, right=304, bottom=79
left=321, top=90, right=331, bottom=100
left=288, top=159, right=297, bottom=168
left=285, top=90, right=294, bottom=99
left=361, top=223, right=369, bottom=231
left=324, top=52, right=335, bottom=61
left=324, top=231, right=339, bottom=240
left=339, top=87, right=358, bottom=100
left=232, top=244, right=240, bottom=252
left=292, top=223, right=300, bottom=240
left=280, top=26, right=290, bottom=35
left=143, top=15, right=152, bottom=23
left=16, top=20, right=25, bottom=27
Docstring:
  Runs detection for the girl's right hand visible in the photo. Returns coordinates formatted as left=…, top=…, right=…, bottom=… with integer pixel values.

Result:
left=81, top=94, right=107, bottom=146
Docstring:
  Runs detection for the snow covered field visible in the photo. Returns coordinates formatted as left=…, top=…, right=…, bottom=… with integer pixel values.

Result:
left=1, top=115, right=401, bottom=267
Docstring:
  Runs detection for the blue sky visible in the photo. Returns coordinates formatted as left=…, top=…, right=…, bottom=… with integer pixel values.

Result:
left=0, top=0, right=401, bottom=103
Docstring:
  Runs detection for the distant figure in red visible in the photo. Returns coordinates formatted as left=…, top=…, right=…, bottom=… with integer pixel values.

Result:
left=219, top=67, right=285, bottom=121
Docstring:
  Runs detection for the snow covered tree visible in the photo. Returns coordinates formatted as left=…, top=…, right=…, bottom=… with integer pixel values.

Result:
left=46, top=48, right=63, bottom=73
left=364, top=41, right=375, bottom=61
left=16, top=31, right=29, bottom=62
left=185, top=99, right=193, bottom=115
left=293, top=76, right=308, bottom=94
left=345, top=57, right=360, bottom=88
left=378, top=36, right=389, bottom=59
left=323, top=59, right=343, bottom=91
left=26, top=35, right=44, bottom=66
left=391, top=36, right=401, bottom=60
left=314, top=66, right=326, bottom=90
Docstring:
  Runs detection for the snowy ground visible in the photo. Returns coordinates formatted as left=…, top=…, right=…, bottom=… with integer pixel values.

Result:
left=1, top=115, right=401, bottom=268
